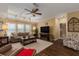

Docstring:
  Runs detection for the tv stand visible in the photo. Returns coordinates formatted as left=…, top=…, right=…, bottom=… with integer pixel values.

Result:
left=40, top=33, right=50, bottom=41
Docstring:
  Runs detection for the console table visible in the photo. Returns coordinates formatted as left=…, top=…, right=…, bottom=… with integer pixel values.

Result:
left=0, top=36, right=9, bottom=47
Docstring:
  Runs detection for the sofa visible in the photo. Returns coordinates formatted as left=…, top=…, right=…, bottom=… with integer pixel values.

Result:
left=10, top=32, right=37, bottom=45
left=10, top=32, right=29, bottom=43
left=17, top=32, right=29, bottom=38
left=10, top=37, right=22, bottom=43
left=0, top=44, right=23, bottom=56
left=63, top=33, right=79, bottom=50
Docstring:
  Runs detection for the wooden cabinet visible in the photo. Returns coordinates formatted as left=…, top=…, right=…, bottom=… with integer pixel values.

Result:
left=40, top=33, right=50, bottom=41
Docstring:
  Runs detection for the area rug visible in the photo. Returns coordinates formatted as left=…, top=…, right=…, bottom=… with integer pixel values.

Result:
left=12, top=39, right=53, bottom=54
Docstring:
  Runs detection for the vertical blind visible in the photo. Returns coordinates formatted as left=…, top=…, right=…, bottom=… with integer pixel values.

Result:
left=17, top=24, right=24, bottom=32
left=7, top=23, right=16, bottom=36
left=25, top=24, right=31, bottom=32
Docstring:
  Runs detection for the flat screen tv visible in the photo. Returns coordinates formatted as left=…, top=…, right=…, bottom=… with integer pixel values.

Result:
left=40, top=26, right=49, bottom=33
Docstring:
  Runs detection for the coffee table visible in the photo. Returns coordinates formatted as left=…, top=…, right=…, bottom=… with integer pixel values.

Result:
left=20, top=36, right=37, bottom=46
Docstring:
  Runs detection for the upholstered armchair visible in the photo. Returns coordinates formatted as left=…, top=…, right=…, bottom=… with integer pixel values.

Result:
left=63, top=33, right=79, bottom=50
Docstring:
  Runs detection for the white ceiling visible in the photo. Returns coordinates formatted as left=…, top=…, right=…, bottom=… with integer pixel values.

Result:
left=0, top=3, right=79, bottom=22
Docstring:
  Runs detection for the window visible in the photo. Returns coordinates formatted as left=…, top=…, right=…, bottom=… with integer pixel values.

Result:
left=25, top=24, right=31, bottom=32
left=7, top=23, right=16, bottom=36
left=17, top=24, right=24, bottom=32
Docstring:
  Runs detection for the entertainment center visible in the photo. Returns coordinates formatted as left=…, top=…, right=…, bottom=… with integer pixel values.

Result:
left=40, top=26, right=50, bottom=41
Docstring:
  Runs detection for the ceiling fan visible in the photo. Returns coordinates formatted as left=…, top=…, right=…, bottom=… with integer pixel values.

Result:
left=24, top=3, right=42, bottom=17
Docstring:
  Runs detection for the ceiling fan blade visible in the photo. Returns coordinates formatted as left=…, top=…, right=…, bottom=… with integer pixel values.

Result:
left=26, top=13, right=31, bottom=15
left=35, top=13, right=42, bottom=15
left=33, top=14, right=35, bottom=17
left=32, top=8, right=39, bottom=13
left=24, top=9, right=31, bottom=12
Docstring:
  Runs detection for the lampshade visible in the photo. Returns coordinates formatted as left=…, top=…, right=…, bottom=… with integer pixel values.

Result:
left=33, top=26, right=36, bottom=30
left=2, top=24, right=8, bottom=31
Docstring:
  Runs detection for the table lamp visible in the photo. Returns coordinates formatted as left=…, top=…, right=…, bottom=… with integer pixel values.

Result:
left=2, top=24, right=8, bottom=36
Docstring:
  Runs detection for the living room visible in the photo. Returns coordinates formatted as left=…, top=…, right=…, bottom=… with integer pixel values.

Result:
left=0, top=3, right=79, bottom=56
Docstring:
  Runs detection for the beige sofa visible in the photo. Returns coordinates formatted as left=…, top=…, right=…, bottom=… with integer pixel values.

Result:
left=10, top=32, right=29, bottom=43
left=0, top=44, right=23, bottom=56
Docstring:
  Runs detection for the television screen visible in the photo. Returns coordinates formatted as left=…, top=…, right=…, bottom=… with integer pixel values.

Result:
left=40, top=26, right=49, bottom=33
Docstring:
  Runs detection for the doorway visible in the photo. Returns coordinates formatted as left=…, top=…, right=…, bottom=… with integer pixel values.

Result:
left=60, top=23, right=66, bottom=39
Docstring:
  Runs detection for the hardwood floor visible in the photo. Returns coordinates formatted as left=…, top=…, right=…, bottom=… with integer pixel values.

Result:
left=36, top=39, right=79, bottom=56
